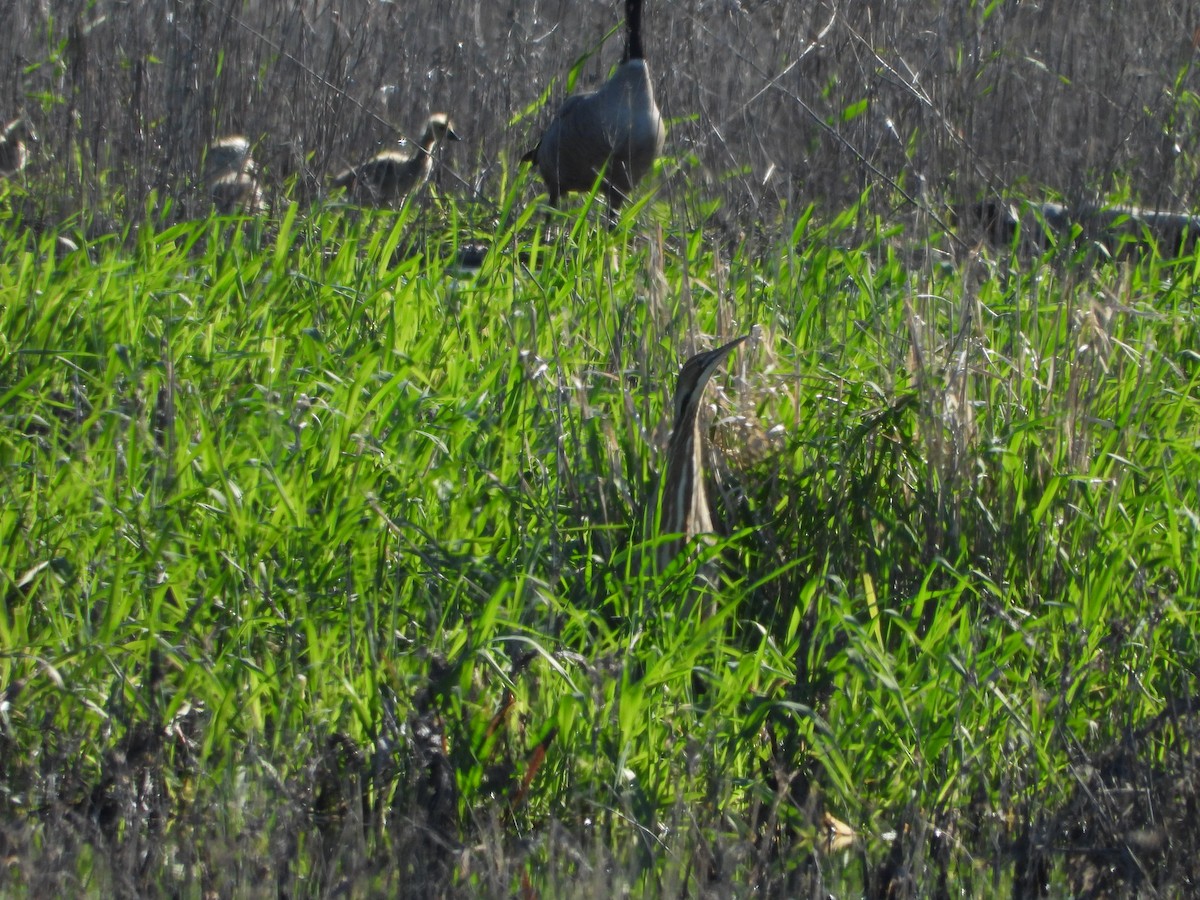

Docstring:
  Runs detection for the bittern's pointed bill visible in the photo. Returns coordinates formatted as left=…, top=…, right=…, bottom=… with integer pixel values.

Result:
left=656, top=332, right=751, bottom=572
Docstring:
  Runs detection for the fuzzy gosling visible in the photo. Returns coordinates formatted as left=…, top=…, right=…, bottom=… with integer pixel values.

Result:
left=0, top=118, right=35, bottom=179
left=205, top=135, right=268, bottom=215
left=331, top=113, right=461, bottom=206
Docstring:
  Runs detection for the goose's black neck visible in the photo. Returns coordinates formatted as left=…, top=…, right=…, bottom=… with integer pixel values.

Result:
left=624, top=0, right=646, bottom=62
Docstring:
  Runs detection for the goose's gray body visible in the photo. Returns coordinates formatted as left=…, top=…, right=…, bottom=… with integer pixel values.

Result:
left=524, top=0, right=664, bottom=209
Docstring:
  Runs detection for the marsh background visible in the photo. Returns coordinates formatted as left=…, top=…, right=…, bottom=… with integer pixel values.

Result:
left=4, top=0, right=1199, bottom=233
left=3, top=1, right=1200, bottom=897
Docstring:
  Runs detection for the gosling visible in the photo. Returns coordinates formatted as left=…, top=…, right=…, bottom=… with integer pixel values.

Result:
left=205, top=135, right=268, bottom=215
left=522, top=0, right=665, bottom=211
left=0, top=118, right=35, bottom=179
left=330, top=113, right=461, bottom=206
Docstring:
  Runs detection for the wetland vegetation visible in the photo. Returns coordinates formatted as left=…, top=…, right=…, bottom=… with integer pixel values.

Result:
left=2, top=1, right=1199, bottom=896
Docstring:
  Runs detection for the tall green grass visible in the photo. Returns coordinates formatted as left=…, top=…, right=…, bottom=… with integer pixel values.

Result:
left=1, top=189, right=1197, bottom=895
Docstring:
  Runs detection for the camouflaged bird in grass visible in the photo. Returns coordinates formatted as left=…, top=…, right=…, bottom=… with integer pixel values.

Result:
left=656, top=333, right=751, bottom=574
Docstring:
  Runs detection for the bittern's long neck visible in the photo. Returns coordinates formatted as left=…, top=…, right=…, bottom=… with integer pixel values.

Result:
left=658, top=403, right=709, bottom=568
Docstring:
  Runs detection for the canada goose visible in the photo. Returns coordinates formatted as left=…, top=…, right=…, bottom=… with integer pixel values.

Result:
left=1078, top=203, right=1200, bottom=257
left=522, top=0, right=665, bottom=210
left=0, top=118, right=35, bottom=178
left=204, top=135, right=268, bottom=214
left=955, top=198, right=1071, bottom=253
left=956, top=198, right=1200, bottom=258
left=331, top=113, right=461, bottom=205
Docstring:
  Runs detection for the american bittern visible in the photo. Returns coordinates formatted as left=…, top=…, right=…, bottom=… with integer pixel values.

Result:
left=521, top=0, right=665, bottom=211
left=331, top=113, right=461, bottom=206
left=656, top=333, right=750, bottom=572
left=0, top=118, right=35, bottom=178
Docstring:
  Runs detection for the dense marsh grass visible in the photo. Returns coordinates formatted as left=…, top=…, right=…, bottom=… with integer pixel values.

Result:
left=2, top=1, right=1200, bottom=896
left=2, top=177, right=1199, bottom=896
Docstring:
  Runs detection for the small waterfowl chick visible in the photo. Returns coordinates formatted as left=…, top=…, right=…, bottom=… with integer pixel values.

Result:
left=0, top=118, right=36, bottom=178
left=210, top=170, right=268, bottom=215
left=205, top=135, right=256, bottom=179
left=331, top=113, right=461, bottom=206
left=205, top=135, right=268, bottom=214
